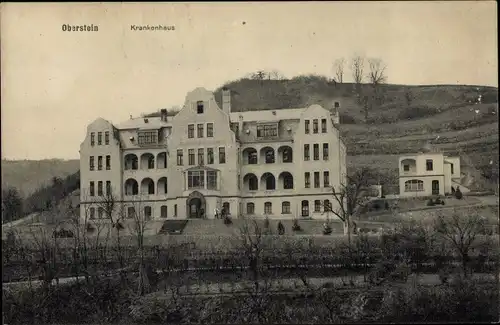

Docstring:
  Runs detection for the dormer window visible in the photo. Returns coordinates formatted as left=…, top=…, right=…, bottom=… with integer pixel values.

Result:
left=256, top=123, right=278, bottom=139
left=197, top=101, right=204, bottom=114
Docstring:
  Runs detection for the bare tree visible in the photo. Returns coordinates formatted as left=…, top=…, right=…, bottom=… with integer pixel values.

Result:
left=434, top=208, right=488, bottom=278
left=324, top=167, right=376, bottom=249
left=127, top=196, right=152, bottom=296
left=332, top=58, right=345, bottom=84
left=351, top=55, right=365, bottom=88
left=234, top=217, right=277, bottom=323
left=367, top=58, right=387, bottom=86
left=269, top=70, right=286, bottom=80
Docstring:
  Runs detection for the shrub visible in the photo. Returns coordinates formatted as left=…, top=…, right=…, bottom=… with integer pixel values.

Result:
left=292, top=219, right=302, bottom=232
left=323, top=225, right=333, bottom=235
left=454, top=188, right=463, bottom=200
left=427, top=199, right=435, bottom=207
left=398, top=105, right=436, bottom=120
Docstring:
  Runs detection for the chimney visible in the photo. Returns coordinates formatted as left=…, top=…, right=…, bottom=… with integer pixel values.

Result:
left=331, top=100, right=340, bottom=124
left=222, top=87, right=231, bottom=114
left=160, top=109, right=168, bottom=122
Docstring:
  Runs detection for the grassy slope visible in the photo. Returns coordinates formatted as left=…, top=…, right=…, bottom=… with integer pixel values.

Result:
left=2, top=78, right=498, bottom=199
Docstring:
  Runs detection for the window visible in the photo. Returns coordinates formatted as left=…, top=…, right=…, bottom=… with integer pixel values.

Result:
left=97, top=181, right=103, bottom=196
left=105, top=131, right=110, bottom=145
left=283, top=173, right=294, bottom=189
left=98, top=132, right=102, bottom=145
left=264, top=202, right=272, bottom=215
left=313, top=144, right=319, bottom=160
left=207, top=123, right=214, bottom=137
left=198, top=148, right=204, bottom=165
left=207, top=148, right=214, bottom=164
left=305, top=120, right=310, bottom=134
left=138, top=131, right=158, bottom=145
left=188, top=124, right=195, bottom=138
left=177, top=149, right=183, bottom=166
left=223, top=202, right=230, bottom=215
left=248, top=175, right=258, bottom=191
left=323, top=171, right=330, bottom=187
left=256, top=124, right=278, bottom=138
left=405, top=179, right=424, bottom=192
left=314, top=200, right=321, bottom=212
left=89, top=181, right=95, bottom=196
left=207, top=170, right=217, bottom=190
left=90, top=132, right=95, bottom=146
left=89, top=156, right=95, bottom=171
left=248, top=150, right=258, bottom=164
left=323, top=143, right=329, bottom=160
left=98, top=156, right=103, bottom=170
left=314, top=172, right=320, bottom=188
left=247, top=203, right=255, bottom=215
left=301, top=200, right=309, bottom=217
left=264, top=148, right=275, bottom=164
left=219, top=147, right=226, bottom=164
left=98, top=207, right=104, bottom=219
left=304, top=144, right=310, bottom=161
left=283, top=148, right=293, bottom=163
left=161, top=206, right=168, bottom=218
left=321, top=119, right=327, bottom=133
left=188, top=170, right=205, bottom=189
left=144, top=206, right=152, bottom=220
left=90, top=207, right=95, bottom=219
left=305, top=172, right=311, bottom=188
left=106, top=155, right=111, bottom=170
left=147, top=156, right=155, bottom=169
left=282, top=201, right=291, bottom=214
left=106, top=181, right=111, bottom=195
left=450, top=163, right=454, bottom=174
left=335, top=101, right=340, bottom=108
left=196, top=101, right=204, bottom=114
left=174, top=204, right=177, bottom=217
left=188, top=149, right=195, bottom=165
left=313, top=119, right=318, bottom=134
left=197, top=124, right=204, bottom=138
left=426, top=159, right=433, bottom=171
left=324, top=200, right=331, bottom=212
left=403, top=164, right=409, bottom=172
left=127, top=207, right=136, bottom=219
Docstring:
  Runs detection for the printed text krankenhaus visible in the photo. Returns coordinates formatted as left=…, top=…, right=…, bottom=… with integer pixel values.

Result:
left=131, top=25, right=175, bottom=31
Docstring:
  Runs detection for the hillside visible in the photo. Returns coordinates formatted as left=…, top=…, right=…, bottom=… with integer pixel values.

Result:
left=1, top=159, right=79, bottom=197
left=3, top=77, right=498, bottom=219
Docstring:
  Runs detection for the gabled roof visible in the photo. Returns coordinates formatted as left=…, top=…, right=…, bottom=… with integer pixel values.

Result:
left=115, top=117, right=171, bottom=130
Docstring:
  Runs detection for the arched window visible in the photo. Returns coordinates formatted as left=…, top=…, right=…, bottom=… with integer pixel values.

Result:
left=264, top=202, right=272, bottom=215
left=89, top=207, right=95, bottom=219
left=405, top=179, right=424, bottom=192
left=261, top=173, right=276, bottom=190
left=282, top=201, right=291, bottom=214
left=247, top=203, right=255, bottom=214
left=125, top=179, right=139, bottom=195
left=314, top=200, right=321, bottom=212
left=301, top=200, right=309, bottom=217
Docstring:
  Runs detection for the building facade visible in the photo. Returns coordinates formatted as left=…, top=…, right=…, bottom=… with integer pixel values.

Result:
left=398, top=152, right=469, bottom=197
left=79, top=87, right=347, bottom=221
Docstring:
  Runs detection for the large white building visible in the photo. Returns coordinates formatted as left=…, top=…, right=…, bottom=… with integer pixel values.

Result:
left=79, top=87, right=347, bottom=221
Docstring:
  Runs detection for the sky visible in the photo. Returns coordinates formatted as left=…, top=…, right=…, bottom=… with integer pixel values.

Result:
left=1, top=2, right=497, bottom=160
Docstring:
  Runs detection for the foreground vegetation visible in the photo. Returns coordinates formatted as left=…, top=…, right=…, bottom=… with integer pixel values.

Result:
left=3, top=207, right=499, bottom=324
